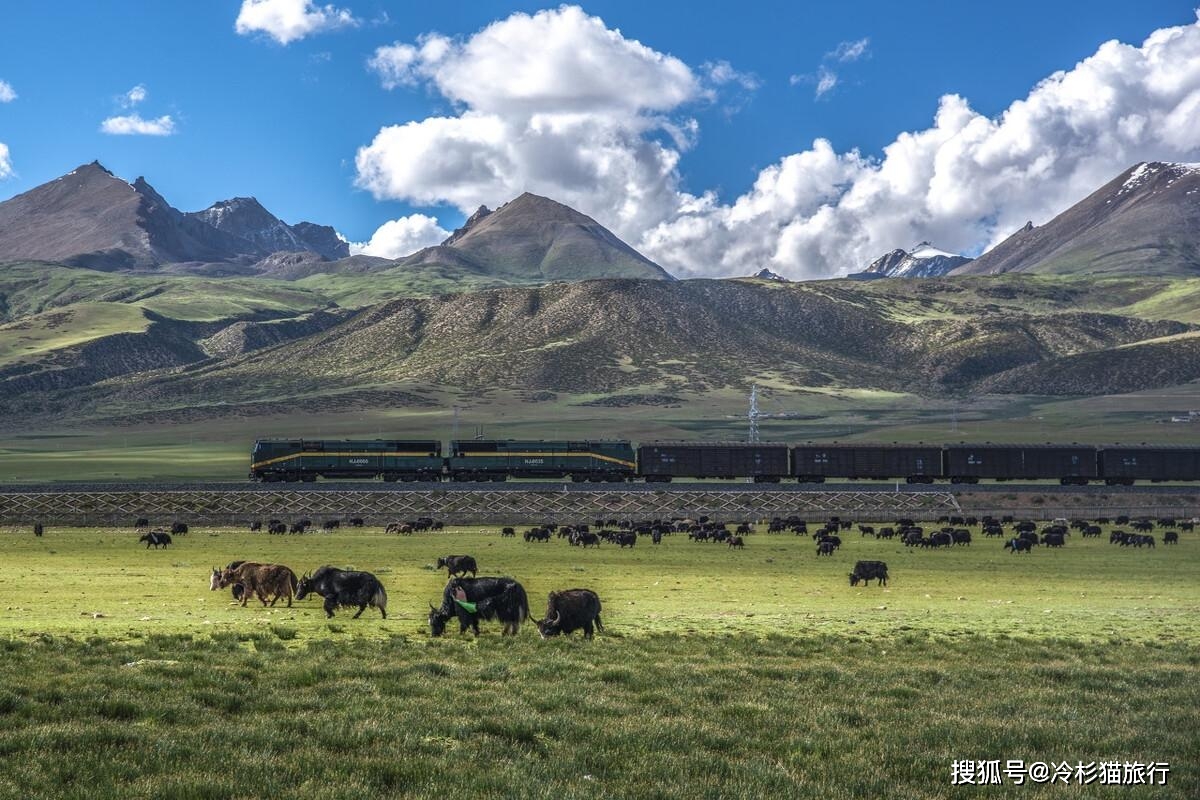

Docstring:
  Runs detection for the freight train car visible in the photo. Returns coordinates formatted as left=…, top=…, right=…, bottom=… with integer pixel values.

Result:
left=944, top=444, right=1098, bottom=485
left=637, top=442, right=790, bottom=482
left=1099, top=446, right=1200, bottom=485
left=791, top=444, right=944, bottom=483
left=249, top=439, right=443, bottom=482
left=447, top=440, right=636, bottom=481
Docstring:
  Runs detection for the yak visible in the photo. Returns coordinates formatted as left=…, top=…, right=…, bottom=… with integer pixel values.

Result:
left=1004, top=537, right=1033, bottom=554
left=728, top=536, right=745, bottom=549
left=171, top=522, right=188, bottom=535
left=536, top=589, right=604, bottom=639
left=428, top=577, right=529, bottom=637
left=210, top=560, right=249, bottom=601
left=817, top=540, right=836, bottom=556
left=214, top=562, right=298, bottom=608
left=436, top=555, right=478, bottom=578
left=139, top=531, right=172, bottom=549
left=296, top=566, right=388, bottom=619
left=849, top=560, right=889, bottom=587
left=33, top=522, right=43, bottom=537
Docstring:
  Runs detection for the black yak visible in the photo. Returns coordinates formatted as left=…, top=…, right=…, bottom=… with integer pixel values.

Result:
left=296, top=566, right=388, bottom=619
left=536, top=589, right=604, bottom=639
left=428, top=577, right=529, bottom=637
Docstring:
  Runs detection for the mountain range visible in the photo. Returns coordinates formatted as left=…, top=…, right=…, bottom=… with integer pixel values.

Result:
left=0, top=163, right=672, bottom=283
left=0, top=162, right=348, bottom=271
left=3, top=158, right=1200, bottom=437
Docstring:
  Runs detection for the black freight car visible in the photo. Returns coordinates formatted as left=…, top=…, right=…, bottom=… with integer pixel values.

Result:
left=944, top=444, right=1098, bottom=485
left=791, top=444, right=944, bottom=483
left=1100, top=446, right=1200, bottom=484
left=637, top=442, right=790, bottom=482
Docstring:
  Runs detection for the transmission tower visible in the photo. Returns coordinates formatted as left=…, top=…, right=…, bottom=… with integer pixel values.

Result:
left=748, top=384, right=761, bottom=443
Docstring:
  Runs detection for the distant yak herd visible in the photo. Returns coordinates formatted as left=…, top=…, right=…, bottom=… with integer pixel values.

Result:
left=13, top=511, right=1186, bottom=638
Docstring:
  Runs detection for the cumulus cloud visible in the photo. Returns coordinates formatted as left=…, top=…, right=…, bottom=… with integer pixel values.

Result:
left=100, top=114, right=176, bottom=136
left=649, top=15, right=1200, bottom=278
left=235, top=0, right=357, bottom=45
left=122, top=84, right=147, bottom=107
left=0, top=142, right=12, bottom=179
left=355, top=7, right=1200, bottom=280
left=358, top=6, right=706, bottom=238
left=350, top=213, right=450, bottom=258
left=0, top=80, right=16, bottom=103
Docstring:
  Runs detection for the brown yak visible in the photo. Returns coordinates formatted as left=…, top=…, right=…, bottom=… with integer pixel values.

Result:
left=213, top=562, right=298, bottom=608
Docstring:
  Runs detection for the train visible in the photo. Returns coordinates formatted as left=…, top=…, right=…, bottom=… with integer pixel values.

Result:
left=249, top=439, right=1200, bottom=485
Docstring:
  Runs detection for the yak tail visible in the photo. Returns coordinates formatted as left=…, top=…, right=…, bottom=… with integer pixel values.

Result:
left=516, top=583, right=530, bottom=622
left=373, top=583, right=388, bottom=613
left=289, top=571, right=299, bottom=592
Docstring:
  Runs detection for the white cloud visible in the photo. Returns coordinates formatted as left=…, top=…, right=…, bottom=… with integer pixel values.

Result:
left=235, top=0, right=357, bottom=45
left=704, top=60, right=760, bottom=91
left=100, top=114, right=177, bottom=136
left=0, top=142, right=12, bottom=179
left=358, top=6, right=705, bottom=238
left=349, top=214, right=450, bottom=258
left=814, top=67, right=838, bottom=98
left=829, top=37, right=870, bottom=62
left=0, top=80, right=16, bottom=103
left=648, top=14, right=1200, bottom=278
left=123, top=84, right=147, bottom=107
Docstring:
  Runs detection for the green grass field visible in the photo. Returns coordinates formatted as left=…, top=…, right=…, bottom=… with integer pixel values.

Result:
left=0, top=523, right=1196, bottom=798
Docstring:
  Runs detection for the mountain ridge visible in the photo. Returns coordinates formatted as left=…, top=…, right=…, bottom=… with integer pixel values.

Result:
left=953, top=161, right=1200, bottom=276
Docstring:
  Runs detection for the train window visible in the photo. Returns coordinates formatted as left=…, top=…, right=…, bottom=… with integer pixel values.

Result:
left=814, top=453, right=829, bottom=464
left=967, top=454, right=981, bottom=465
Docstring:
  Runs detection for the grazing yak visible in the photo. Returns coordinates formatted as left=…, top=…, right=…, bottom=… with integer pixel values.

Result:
left=524, top=528, right=551, bottom=542
left=211, top=560, right=248, bottom=601
left=727, top=535, right=745, bottom=549
left=817, top=540, right=836, bottom=556
left=171, top=522, right=188, bottom=535
left=33, top=523, right=43, bottom=537
left=1164, top=531, right=1179, bottom=545
left=536, top=589, right=604, bottom=639
left=428, top=577, right=529, bottom=637
left=139, top=531, right=172, bottom=549
left=213, top=562, right=298, bottom=608
left=1004, top=537, right=1033, bottom=554
left=436, top=555, right=478, bottom=578
left=296, top=566, right=388, bottom=619
left=849, top=560, right=889, bottom=587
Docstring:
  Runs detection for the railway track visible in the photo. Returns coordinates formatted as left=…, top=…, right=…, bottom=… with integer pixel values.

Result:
left=1, top=481, right=1198, bottom=494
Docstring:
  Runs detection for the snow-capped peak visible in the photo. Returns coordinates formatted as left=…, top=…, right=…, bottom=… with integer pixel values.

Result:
left=908, top=241, right=956, bottom=259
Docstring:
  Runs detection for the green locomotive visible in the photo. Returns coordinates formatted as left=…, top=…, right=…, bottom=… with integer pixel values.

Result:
left=249, top=439, right=443, bottom=482
left=447, top=439, right=636, bottom=481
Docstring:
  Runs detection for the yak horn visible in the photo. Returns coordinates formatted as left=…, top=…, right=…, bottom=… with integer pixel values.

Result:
left=551, top=609, right=561, bottom=624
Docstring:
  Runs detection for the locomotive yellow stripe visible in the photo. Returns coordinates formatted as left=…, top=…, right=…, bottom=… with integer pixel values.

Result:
left=251, top=452, right=437, bottom=469
left=454, top=451, right=637, bottom=469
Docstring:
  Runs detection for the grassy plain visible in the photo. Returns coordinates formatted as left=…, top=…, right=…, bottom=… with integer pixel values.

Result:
left=0, top=523, right=1196, bottom=798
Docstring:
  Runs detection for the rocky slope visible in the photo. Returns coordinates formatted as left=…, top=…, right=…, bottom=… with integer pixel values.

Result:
left=954, top=162, right=1200, bottom=276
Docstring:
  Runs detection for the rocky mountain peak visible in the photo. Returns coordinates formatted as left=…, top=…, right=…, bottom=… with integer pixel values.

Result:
left=442, top=204, right=493, bottom=247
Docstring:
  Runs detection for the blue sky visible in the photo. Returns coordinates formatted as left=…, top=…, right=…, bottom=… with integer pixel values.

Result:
left=1, top=1, right=1199, bottom=276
